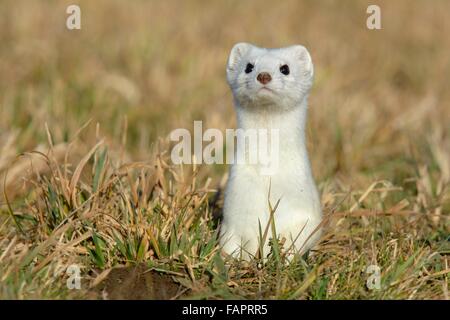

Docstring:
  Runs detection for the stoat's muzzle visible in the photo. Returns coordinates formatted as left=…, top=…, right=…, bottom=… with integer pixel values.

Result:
left=256, top=72, right=272, bottom=85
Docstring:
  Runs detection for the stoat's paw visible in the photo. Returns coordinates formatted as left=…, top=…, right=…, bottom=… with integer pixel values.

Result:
left=220, top=237, right=241, bottom=257
left=219, top=229, right=257, bottom=261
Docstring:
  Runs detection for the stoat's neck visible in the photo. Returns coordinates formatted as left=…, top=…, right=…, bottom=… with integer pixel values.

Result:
left=233, top=97, right=313, bottom=179
left=235, top=98, right=309, bottom=154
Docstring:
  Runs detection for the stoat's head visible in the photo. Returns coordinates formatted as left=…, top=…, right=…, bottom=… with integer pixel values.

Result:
left=226, top=43, right=314, bottom=111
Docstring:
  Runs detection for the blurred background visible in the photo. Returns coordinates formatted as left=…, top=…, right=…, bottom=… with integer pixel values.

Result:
left=0, top=0, right=449, bottom=200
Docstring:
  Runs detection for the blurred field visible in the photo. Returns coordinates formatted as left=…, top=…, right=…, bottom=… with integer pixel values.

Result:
left=0, top=0, right=449, bottom=299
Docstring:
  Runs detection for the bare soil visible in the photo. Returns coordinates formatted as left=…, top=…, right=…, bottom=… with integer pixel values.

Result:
left=90, top=264, right=185, bottom=300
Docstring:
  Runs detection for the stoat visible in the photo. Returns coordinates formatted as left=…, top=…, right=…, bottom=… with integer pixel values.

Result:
left=220, top=43, right=322, bottom=260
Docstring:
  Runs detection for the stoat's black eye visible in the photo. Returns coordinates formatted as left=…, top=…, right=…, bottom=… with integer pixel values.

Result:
left=280, top=64, right=290, bottom=75
left=245, top=63, right=254, bottom=74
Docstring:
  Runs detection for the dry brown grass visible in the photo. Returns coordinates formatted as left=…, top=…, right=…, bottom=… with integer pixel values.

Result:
left=0, top=0, right=449, bottom=299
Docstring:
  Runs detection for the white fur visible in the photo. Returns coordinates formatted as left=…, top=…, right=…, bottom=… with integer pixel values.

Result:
left=220, top=43, right=322, bottom=260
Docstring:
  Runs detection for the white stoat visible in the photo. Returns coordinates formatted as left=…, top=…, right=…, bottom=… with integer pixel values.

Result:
left=220, top=43, right=322, bottom=260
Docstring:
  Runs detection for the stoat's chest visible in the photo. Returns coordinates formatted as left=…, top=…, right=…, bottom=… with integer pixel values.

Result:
left=229, top=104, right=317, bottom=213
left=230, top=149, right=314, bottom=203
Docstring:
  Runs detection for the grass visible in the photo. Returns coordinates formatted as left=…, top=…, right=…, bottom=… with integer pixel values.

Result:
left=0, top=0, right=449, bottom=299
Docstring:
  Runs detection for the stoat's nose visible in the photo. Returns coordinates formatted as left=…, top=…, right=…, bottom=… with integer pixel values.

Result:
left=256, top=72, right=272, bottom=85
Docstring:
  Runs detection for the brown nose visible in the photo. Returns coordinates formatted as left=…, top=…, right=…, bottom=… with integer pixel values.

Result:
left=257, top=72, right=272, bottom=85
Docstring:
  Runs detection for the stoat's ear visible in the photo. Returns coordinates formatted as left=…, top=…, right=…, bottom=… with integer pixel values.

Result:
left=290, top=45, right=314, bottom=78
left=227, top=42, right=252, bottom=75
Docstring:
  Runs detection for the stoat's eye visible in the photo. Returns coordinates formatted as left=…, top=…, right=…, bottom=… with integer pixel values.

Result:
left=280, top=64, right=290, bottom=75
left=245, top=63, right=254, bottom=74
